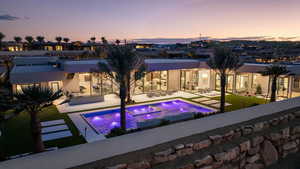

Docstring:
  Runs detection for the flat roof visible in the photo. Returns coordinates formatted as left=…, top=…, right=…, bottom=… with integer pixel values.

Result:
left=11, top=65, right=61, bottom=74
left=10, top=65, right=64, bottom=84
left=145, top=59, right=199, bottom=64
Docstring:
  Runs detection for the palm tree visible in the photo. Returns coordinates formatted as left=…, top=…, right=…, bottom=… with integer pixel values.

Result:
left=63, top=37, right=70, bottom=43
left=25, top=36, right=34, bottom=50
left=55, top=36, right=62, bottom=44
left=13, top=36, right=22, bottom=43
left=115, top=39, right=121, bottom=45
left=0, top=32, right=5, bottom=50
left=63, top=38, right=70, bottom=50
left=36, top=36, right=45, bottom=50
left=95, top=45, right=144, bottom=130
left=101, top=37, right=108, bottom=45
left=90, top=37, right=96, bottom=43
left=259, top=64, right=290, bottom=102
left=207, top=47, right=243, bottom=113
left=14, top=85, right=62, bottom=153
left=0, top=93, right=22, bottom=160
left=2, top=56, right=13, bottom=85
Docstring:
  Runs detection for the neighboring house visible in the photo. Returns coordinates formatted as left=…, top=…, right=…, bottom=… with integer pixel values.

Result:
left=1, top=42, right=23, bottom=52
left=9, top=57, right=300, bottom=105
left=44, top=42, right=63, bottom=51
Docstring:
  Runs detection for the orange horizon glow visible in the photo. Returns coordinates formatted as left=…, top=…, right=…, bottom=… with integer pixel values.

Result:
left=1, top=0, right=300, bottom=42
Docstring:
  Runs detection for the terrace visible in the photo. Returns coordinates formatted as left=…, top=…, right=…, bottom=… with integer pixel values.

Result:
left=0, top=93, right=267, bottom=159
left=1, top=96, right=298, bottom=169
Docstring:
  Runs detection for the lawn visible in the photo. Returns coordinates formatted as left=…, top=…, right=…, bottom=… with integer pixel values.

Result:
left=0, top=106, right=86, bottom=157
left=211, top=94, right=268, bottom=112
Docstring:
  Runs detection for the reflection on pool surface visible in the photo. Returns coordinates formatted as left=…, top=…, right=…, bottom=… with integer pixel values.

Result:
left=82, top=99, right=214, bottom=135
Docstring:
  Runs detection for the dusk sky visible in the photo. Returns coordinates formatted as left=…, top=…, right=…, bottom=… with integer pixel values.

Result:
left=1, top=0, right=300, bottom=42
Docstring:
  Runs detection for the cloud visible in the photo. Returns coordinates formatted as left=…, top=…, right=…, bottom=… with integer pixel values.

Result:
left=278, top=37, right=299, bottom=41
left=0, top=14, right=20, bottom=21
left=213, top=36, right=269, bottom=41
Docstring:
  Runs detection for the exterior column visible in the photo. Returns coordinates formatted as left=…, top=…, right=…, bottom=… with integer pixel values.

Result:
left=210, top=70, right=216, bottom=90
left=232, top=72, right=237, bottom=94
left=288, top=76, right=293, bottom=98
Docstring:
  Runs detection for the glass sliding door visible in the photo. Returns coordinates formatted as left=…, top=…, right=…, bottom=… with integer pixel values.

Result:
left=277, top=77, right=289, bottom=97
left=161, top=71, right=168, bottom=91
left=102, top=74, right=113, bottom=95
left=78, top=73, right=92, bottom=96
left=215, top=73, right=234, bottom=92
left=152, top=71, right=161, bottom=91
left=144, top=73, right=152, bottom=92
left=180, top=69, right=199, bottom=92
left=91, top=73, right=101, bottom=96
left=198, top=69, right=210, bottom=89
left=50, top=82, right=60, bottom=92
left=236, top=74, right=249, bottom=92
left=135, top=71, right=169, bottom=94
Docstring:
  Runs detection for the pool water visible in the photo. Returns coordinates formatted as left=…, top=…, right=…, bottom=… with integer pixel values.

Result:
left=82, top=99, right=214, bottom=135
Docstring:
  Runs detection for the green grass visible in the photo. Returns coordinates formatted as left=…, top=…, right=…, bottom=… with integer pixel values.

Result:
left=0, top=106, right=85, bottom=157
left=211, top=94, right=268, bottom=112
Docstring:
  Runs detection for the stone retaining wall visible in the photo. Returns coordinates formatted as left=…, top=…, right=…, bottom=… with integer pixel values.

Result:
left=88, top=110, right=300, bottom=169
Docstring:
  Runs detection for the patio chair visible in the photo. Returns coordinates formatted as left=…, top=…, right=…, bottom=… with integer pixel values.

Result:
left=154, top=92, right=161, bottom=97
left=160, top=91, right=167, bottom=96
left=147, top=92, right=154, bottom=98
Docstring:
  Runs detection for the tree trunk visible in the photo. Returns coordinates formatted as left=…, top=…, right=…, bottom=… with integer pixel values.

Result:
left=0, top=120, right=6, bottom=160
left=126, top=75, right=132, bottom=103
left=4, top=61, right=11, bottom=84
left=30, top=112, right=44, bottom=153
left=220, top=73, right=226, bottom=113
left=119, top=82, right=127, bottom=130
left=270, top=77, right=277, bottom=102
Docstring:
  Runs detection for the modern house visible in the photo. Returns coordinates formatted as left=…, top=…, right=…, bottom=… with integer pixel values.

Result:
left=9, top=57, right=300, bottom=105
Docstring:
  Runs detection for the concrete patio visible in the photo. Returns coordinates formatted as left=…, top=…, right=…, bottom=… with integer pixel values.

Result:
left=56, top=91, right=199, bottom=113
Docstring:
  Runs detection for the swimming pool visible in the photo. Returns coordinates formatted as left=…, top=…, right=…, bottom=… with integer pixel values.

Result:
left=82, top=99, right=214, bottom=135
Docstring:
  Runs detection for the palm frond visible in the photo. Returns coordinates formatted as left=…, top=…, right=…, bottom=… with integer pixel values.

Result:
left=259, top=64, right=290, bottom=77
left=207, top=47, right=243, bottom=73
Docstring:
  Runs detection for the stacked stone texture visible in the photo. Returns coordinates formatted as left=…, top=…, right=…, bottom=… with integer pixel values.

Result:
left=105, top=111, right=300, bottom=169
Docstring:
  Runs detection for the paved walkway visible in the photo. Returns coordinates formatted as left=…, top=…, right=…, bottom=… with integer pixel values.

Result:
left=68, top=113, right=106, bottom=143
left=3, top=97, right=300, bottom=169
left=57, top=91, right=199, bottom=113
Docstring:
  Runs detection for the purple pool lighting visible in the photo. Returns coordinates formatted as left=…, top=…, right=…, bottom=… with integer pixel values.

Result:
left=92, top=116, right=102, bottom=121
left=111, top=121, right=118, bottom=127
left=82, top=99, right=215, bottom=135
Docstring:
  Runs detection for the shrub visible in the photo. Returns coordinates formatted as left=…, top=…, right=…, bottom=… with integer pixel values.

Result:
left=107, top=127, right=127, bottom=138
left=256, top=85, right=262, bottom=95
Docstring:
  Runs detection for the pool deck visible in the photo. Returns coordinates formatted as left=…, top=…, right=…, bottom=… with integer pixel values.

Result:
left=57, top=91, right=199, bottom=113
left=68, top=98, right=216, bottom=142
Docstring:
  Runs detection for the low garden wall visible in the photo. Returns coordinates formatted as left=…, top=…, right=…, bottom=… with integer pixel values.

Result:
left=74, top=108, right=300, bottom=169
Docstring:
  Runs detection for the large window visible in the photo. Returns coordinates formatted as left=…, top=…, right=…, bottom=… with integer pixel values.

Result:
left=215, top=74, right=234, bottom=92
left=236, top=74, right=249, bottom=92
left=180, top=69, right=199, bottom=92
left=294, top=77, right=300, bottom=89
left=16, top=83, right=40, bottom=93
left=277, top=77, right=289, bottom=97
left=134, top=71, right=168, bottom=94
left=77, top=73, right=116, bottom=96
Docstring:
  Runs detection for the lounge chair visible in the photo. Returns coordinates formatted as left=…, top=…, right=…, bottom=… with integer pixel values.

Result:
left=167, top=90, right=175, bottom=95
left=154, top=92, right=161, bottom=97
left=147, top=92, right=154, bottom=98
left=160, top=91, right=167, bottom=96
